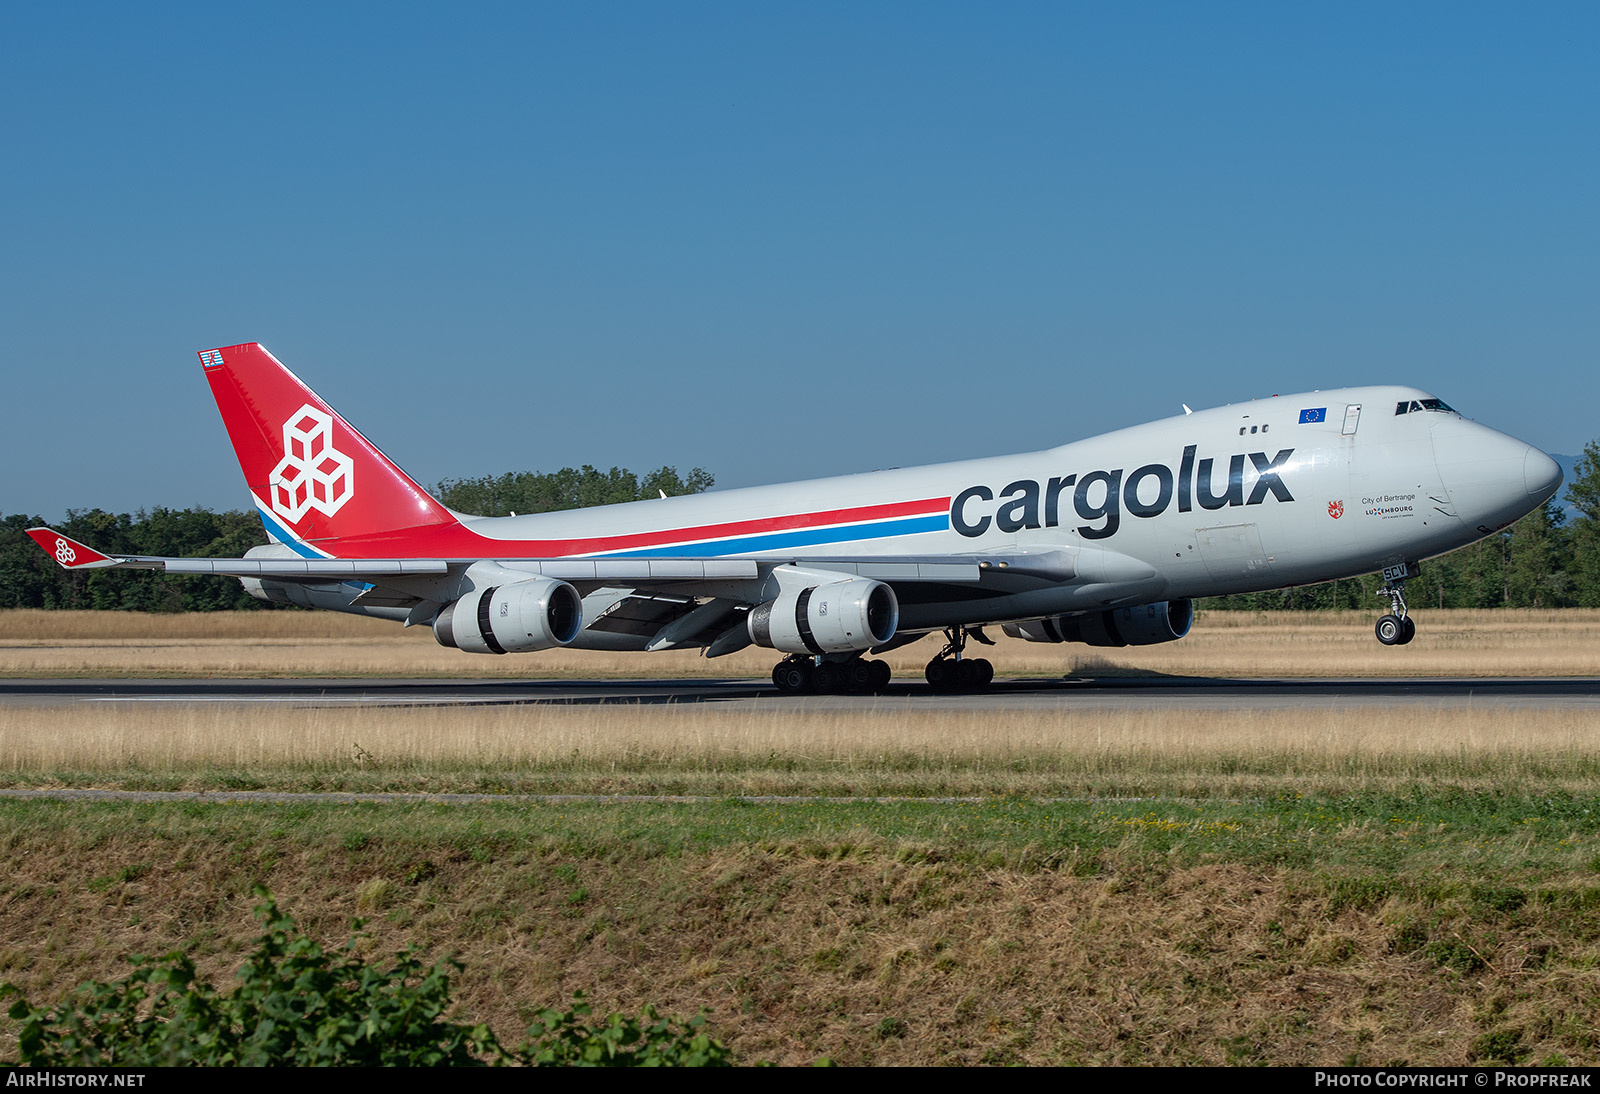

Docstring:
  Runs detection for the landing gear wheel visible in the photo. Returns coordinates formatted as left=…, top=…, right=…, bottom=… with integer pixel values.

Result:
left=954, top=659, right=977, bottom=689
left=868, top=659, right=892, bottom=693
left=924, top=624, right=998, bottom=691
left=847, top=659, right=874, bottom=692
left=1375, top=614, right=1404, bottom=646
left=925, top=655, right=994, bottom=692
left=773, top=660, right=813, bottom=693
left=812, top=662, right=846, bottom=693
left=1374, top=572, right=1416, bottom=647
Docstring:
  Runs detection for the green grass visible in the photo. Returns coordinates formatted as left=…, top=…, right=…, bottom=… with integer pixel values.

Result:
left=13, top=743, right=1600, bottom=799
left=4, top=786, right=1597, bottom=877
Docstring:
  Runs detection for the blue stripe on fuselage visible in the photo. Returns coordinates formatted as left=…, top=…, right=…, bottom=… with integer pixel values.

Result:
left=589, top=513, right=949, bottom=559
left=254, top=504, right=947, bottom=562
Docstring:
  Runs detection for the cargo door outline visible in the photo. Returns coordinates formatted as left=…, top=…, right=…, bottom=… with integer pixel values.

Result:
left=1194, top=523, right=1277, bottom=583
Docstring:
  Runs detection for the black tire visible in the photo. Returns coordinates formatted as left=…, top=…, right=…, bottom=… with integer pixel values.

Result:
left=1375, top=614, right=1403, bottom=645
left=1399, top=616, right=1416, bottom=645
left=954, top=659, right=977, bottom=690
left=971, top=658, right=994, bottom=688
left=812, top=662, right=844, bottom=693
left=869, top=659, right=892, bottom=693
left=775, top=662, right=812, bottom=693
left=925, top=657, right=952, bottom=690
left=847, top=659, right=874, bottom=692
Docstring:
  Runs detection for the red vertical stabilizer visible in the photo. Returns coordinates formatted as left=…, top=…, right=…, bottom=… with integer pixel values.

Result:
left=199, top=343, right=456, bottom=548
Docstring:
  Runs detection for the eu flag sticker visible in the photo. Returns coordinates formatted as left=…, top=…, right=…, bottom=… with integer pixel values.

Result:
left=1299, top=407, right=1327, bottom=424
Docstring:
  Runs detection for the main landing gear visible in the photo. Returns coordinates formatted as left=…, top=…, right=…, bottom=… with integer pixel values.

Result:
left=771, top=654, right=892, bottom=694
left=923, top=625, right=995, bottom=692
left=769, top=625, right=999, bottom=694
left=1374, top=578, right=1416, bottom=646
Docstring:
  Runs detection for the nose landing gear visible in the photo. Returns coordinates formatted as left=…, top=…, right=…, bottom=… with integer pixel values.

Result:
left=1375, top=578, right=1416, bottom=646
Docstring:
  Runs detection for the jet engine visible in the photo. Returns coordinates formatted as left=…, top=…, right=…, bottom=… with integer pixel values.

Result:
left=1003, top=599, right=1194, bottom=647
left=747, top=578, right=898, bottom=655
left=432, top=577, right=584, bottom=655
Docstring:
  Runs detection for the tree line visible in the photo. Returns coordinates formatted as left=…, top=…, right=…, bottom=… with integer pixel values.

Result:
left=4, top=445, right=1599, bottom=612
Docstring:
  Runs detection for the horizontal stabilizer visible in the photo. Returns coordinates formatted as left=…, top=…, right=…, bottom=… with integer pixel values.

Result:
left=26, top=528, right=151, bottom=570
left=26, top=527, right=449, bottom=583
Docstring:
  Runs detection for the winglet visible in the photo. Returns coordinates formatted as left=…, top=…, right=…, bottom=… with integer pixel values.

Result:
left=26, top=528, right=119, bottom=569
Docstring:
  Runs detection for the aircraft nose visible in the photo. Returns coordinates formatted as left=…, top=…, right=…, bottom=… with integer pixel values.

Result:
left=1432, top=419, right=1557, bottom=531
left=1524, top=446, right=1563, bottom=504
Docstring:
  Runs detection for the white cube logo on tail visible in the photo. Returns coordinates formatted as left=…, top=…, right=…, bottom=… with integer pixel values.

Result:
left=269, top=405, right=355, bottom=523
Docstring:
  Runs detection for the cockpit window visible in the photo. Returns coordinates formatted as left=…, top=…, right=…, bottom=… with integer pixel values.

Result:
left=1395, top=398, right=1456, bottom=415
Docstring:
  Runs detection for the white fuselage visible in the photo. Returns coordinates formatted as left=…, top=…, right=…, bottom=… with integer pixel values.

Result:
left=446, top=386, right=1556, bottom=638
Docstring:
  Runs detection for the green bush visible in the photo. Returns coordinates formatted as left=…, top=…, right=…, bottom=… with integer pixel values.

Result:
left=2, top=888, right=731, bottom=1067
left=520, top=996, right=731, bottom=1067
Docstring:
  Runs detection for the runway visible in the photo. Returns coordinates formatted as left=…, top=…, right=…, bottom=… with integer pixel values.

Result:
left=3, top=675, right=1599, bottom=712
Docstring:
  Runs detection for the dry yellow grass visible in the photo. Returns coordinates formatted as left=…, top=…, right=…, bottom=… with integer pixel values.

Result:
left=4, top=701, right=1598, bottom=796
left=3, top=607, right=1600, bottom=678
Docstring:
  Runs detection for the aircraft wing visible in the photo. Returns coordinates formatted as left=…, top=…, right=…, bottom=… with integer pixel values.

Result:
left=28, top=525, right=1163, bottom=589
left=27, top=525, right=1166, bottom=657
left=26, top=526, right=1136, bottom=589
left=26, top=527, right=991, bottom=586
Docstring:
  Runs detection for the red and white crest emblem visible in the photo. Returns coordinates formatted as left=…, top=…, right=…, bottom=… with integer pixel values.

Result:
left=1328, top=500, right=1344, bottom=519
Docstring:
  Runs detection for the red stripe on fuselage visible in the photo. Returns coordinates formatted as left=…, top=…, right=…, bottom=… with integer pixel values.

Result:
left=299, top=496, right=953, bottom=558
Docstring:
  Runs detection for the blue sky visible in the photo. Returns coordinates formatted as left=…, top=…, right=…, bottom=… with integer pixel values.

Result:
left=3, top=3, right=1596, bottom=519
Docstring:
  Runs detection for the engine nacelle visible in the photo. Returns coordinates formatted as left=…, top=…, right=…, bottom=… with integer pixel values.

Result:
left=747, top=578, right=898, bottom=655
left=1002, top=599, right=1194, bottom=648
left=433, top=577, right=584, bottom=655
